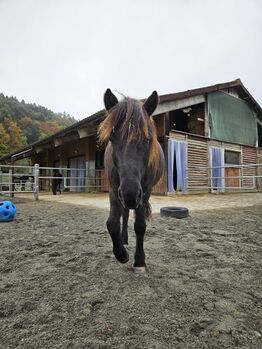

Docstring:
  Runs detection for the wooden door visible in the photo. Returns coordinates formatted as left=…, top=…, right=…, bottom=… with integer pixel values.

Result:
left=225, top=167, right=240, bottom=188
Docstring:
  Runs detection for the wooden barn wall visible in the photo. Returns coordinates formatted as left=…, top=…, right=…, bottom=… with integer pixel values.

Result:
left=96, top=169, right=110, bottom=192
left=169, top=132, right=209, bottom=192
left=257, top=148, right=262, bottom=190
left=242, top=145, right=257, bottom=188
left=35, top=136, right=96, bottom=168
left=169, top=131, right=259, bottom=192
left=187, top=136, right=208, bottom=190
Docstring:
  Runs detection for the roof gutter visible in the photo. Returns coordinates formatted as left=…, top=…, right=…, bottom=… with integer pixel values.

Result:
left=11, top=147, right=33, bottom=159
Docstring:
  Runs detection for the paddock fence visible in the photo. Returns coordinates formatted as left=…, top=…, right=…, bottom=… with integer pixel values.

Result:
left=0, top=163, right=261, bottom=200
left=0, top=164, right=108, bottom=200
left=186, top=163, right=262, bottom=192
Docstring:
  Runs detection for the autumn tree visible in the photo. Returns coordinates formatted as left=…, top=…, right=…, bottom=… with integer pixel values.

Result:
left=0, top=124, right=10, bottom=157
left=3, top=116, right=26, bottom=151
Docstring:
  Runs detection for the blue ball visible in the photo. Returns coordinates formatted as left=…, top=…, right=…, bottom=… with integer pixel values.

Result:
left=0, top=201, right=17, bottom=222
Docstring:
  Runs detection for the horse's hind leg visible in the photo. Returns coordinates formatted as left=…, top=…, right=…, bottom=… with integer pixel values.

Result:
left=121, top=208, right=129, bottom=245
left=107, top=192, right=129, bottom=264
left=133, top=206, right=146, bottom=271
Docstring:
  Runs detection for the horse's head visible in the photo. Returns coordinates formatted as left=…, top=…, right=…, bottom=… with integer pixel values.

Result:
left=99, top=89, right=159, bottom=209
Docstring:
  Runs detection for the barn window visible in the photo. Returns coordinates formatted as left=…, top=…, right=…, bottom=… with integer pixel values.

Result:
left=224, top=150, right=240, bottom=165
left=169, top=103, right=205, bottom=136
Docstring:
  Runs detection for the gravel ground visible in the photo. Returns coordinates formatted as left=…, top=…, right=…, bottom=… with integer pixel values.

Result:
left=0, top=197, right=261, bottom=349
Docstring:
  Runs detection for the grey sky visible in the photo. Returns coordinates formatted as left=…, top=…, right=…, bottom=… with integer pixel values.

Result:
left=0, top=0, right=261, bottom=120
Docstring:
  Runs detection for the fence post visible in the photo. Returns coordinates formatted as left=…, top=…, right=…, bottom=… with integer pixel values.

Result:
left=34, top=164, right=39, bottom=200
left=9, top=169, right=13, bottom=198
left=0, top=170, right=2, bottom=194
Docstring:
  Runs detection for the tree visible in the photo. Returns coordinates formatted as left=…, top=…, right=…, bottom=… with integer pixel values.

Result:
left=39, top=120, right=60, bottom=139
left=18, top=116, right=41, bottom=144
left=0, top=124, right=10, bottom=157
left=3, top=116, right=26, bottom=151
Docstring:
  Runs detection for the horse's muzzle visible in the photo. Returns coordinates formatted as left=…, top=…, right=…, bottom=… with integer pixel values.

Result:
left=118, top=187, right=143, bottom=209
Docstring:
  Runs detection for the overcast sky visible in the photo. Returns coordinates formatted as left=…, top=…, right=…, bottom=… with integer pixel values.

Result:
left=0, top=0, right=261, bottom=120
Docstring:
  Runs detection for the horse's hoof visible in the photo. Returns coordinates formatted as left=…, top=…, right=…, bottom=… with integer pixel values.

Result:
left=133, top=266, right=146, bottom=274
left=113, top=248, right=129, bottom=264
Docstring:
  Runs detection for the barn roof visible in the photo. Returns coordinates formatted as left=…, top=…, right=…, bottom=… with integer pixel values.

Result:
left=1, top=78, right=261, bottom=163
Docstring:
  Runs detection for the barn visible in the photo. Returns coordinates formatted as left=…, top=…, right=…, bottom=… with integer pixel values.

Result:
left=1, top=79, right=262, bottom=194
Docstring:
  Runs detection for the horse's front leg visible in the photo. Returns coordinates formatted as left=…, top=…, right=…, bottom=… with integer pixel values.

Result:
left=107, top=192, right=129, bottom=264
left=121, top=208, right=129, bottom=245
left=133, top=206, right=146, bottom=271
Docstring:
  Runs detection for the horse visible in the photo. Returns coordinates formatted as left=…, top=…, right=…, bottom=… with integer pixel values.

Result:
left=98, top=89, right=165, bottom=272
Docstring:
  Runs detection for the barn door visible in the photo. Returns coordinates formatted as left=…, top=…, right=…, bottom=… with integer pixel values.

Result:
left=69, top=156, right=86, bottom=192
left=224, top=150, right=241, bottom=189
left=209, top=147, right=225, bottom=192
left=167, top=139, right=188, bottom=193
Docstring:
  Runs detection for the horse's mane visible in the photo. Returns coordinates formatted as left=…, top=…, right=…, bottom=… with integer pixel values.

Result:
left=98, top=97, right=160, bottom=171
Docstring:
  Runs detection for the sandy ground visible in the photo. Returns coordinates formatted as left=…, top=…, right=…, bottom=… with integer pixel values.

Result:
left=14, top=191, right=262, bottom=213
left=0, top=196, right=261, bottom=348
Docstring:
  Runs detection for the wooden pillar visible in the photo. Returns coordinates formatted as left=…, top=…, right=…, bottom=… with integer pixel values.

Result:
left=204, top=94, right=210, bottom=138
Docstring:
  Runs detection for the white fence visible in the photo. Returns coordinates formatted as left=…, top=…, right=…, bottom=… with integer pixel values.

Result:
left=187, top=163, right=262, bottom=191
left=0, top=164, right=107, bottom=200
left=0, top=163, right=261, bottom=200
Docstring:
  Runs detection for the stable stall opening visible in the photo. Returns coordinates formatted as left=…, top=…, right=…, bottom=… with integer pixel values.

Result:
left=169, top=103, right=205, bottom=136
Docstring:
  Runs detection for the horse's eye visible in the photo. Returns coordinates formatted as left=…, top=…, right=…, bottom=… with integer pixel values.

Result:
left=145, top=137, right=150, bottom=144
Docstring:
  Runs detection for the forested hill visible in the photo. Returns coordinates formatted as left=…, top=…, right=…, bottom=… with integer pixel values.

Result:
left=0, top=93, right=77, bottom=158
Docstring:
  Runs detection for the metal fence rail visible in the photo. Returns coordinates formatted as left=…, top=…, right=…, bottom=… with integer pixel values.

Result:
left=186, top=162, right=262, bottom=192
left=1, top=162, right=261, bottom=200
left=0, top=164, right=108, bottom=200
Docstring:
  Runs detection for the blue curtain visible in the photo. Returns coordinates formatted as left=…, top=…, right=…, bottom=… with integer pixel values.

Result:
left=167, top=139, right=175, bottom=192
left=168, top=139, right=188, bottom=193
left=210, top=147, right=225, bottom=192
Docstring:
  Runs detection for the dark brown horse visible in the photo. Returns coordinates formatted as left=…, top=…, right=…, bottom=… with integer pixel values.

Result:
left=98, top=89, right=164, bottom=272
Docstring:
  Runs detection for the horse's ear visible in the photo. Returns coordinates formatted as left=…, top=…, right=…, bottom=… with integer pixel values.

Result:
left=104, top=88, right=118, bottom=111
left=143, top=91, right=159, bottom=116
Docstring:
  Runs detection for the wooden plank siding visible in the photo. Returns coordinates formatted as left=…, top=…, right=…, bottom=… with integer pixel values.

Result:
left=257, top=148, right=262, bottom=190
left=168, top=131, right=260, bottom=193
left=95, top=169, right=110, bottom=192
left=187, top=137, right=208, bottom=191
left=242, top=146, right=257, bottom=188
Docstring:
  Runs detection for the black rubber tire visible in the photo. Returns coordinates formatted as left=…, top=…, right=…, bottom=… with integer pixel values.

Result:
left=160, top=206, right=189, bottom=219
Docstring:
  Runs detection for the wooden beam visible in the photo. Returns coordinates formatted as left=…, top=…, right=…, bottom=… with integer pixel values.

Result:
left=78, top=126, right=98, bottom=138
left=35, top=146, right=44, bottom=154
left=78, top=128, right=89, bottom=138
left=54, top=138, right=63, bottom=147
left=153, top=95, right=205, bottom=116
left=54, top=133, right=80, bottom=147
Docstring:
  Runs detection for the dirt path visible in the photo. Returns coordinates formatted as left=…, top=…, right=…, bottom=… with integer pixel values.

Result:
left=0, top=198, right=261, bottom=348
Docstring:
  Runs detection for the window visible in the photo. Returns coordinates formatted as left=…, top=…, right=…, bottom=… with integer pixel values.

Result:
left=224, top=150, right=240, bottom=165
left=169, top=103, right=205, bottom=136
